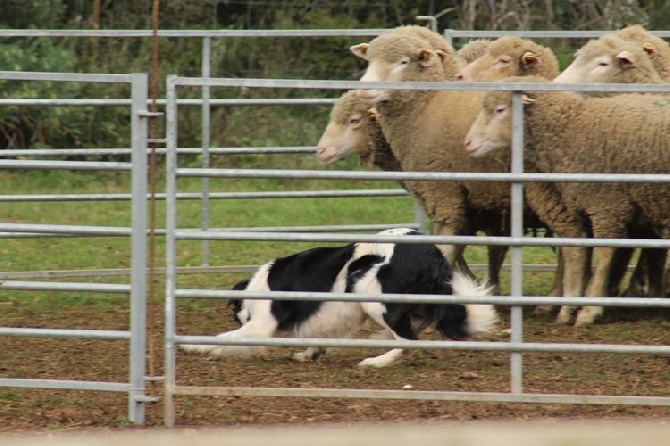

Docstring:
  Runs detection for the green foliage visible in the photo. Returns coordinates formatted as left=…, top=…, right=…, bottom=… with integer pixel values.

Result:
left=0, top=38, right=130, bottom=150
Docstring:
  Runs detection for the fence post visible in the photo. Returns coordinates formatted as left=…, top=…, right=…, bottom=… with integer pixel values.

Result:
left=164, top=75, right=179, bottom=428
left=129, top=72, right=150, bottom=423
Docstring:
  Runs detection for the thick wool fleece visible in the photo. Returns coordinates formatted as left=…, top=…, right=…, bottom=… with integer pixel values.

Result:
left=615, top=24, right=670, bottom=80
left=364, top=29, right=514, bottom=240
left=462, top=36, right=560, bottom=80
left=456, top=39, right=492, bottom=64
left=484, top=78, right=670, bottom=240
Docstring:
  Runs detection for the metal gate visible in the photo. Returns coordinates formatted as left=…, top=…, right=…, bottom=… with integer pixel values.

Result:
left=163, top=74, right=670, bottom=427
left=0, top=71, right=151, bottom=423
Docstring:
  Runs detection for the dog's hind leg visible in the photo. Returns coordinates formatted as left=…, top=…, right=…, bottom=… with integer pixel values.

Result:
left=292, top=347, right=326, bottom=363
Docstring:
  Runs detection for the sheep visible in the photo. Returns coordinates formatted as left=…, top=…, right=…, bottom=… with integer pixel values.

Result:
left=553, top=33, right=668, bottom=299
left=554, top=34, right=665, bottom=89
left=378, top=24, right=464, bottom=80
left=451, top=36, right=564, bottom=304
left=349, top=26, right=548, bottom=296
left=455, top=36, right=560, bottom=82
left=464, top=76, right=670, bottom=326
left=615, top=24, right=670, bottom=80
left=316, top=90, right=507, bottom=293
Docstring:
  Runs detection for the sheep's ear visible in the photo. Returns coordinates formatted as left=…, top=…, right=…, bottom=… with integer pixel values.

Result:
left=434, top=49, right=448, bottom=64
left=350, top=43, right=369, bottom=60
left=521, top=94, right=536, bottom=105
left=643, top=41, right=656, bottom=55
left=418, top=48, right=435, bottom=67
left=521, top=51, right=539, bottom=67
left=616, top=50, right=636, bottom=68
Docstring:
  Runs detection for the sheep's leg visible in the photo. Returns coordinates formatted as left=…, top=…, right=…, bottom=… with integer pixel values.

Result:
left=555, top=246, right=590, bottom=324
left=433, top=221, right=477, bottom=280
left=576, top=246, right=616, bottom=326
left=536, top=247, right=562, bottom=315
left=610, top=248, right=636, bottom=296
left=630, top=248, right=667, bottom=297
left=486, top=244, right=508, bottom=296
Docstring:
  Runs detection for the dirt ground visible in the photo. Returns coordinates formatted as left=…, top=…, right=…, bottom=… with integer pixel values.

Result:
left=1, top=298, right=670, bottom=432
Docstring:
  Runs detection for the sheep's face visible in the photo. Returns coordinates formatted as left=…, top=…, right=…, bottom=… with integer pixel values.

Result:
left=351, top=35, right=445, bottom=103
left=456, top=52, right=522, bottom=82
left=554, top=47, right=620, bottom=84
left=464, top=95, right=513, bottom=158
left=316, top=111, right=369, bottom=164
left=455, top=37, right=546, bottom=82
left=554, top=38, right=660, bottom=85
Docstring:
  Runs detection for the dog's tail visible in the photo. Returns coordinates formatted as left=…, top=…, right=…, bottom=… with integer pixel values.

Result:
left=451, top=272, right=498, bottom=337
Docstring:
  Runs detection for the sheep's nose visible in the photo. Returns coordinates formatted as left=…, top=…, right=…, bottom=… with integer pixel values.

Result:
left=455, top=72, right=465, bottom=81
left=464, top=138, right=471, bottom=149
left=316, top=146, right=327, bottom=156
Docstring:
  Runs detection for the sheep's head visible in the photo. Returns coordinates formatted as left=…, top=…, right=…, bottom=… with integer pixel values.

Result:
left=316, top=90, right=372, bottom=165
left=351, top=31, right=448, bottom=103
left=464, top=77, right=544, bottom=158
left=553, top=35, right=663, bottom=88
left=455, top=36, right=559, bottom=82
left=616, top=24, right=670, bottom=80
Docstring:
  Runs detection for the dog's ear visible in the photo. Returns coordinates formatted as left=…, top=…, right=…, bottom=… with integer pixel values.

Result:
left=232, top=279, right=250, bottom=291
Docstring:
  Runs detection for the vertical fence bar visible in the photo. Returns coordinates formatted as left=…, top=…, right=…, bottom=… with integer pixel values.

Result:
left=164, top=75, right=179, bottom=427
left=200, top=37, right=212, bottom=266
left=509, top=91, right=525, bottom=394
left=442, top=29, right=454, bottom=47
left=129, top=73, right=149, bottom=423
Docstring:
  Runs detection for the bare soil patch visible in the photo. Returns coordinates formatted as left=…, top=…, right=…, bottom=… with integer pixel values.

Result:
left=1, top=299, right=670, bottom=432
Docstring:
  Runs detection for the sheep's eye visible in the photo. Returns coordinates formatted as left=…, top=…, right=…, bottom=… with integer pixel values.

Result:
left=350, top=117, right=361, bottom=125
left=399, top=57, right=410, bottom=65
left=495, top=106, right=507, bottom=115
left=500, top=56, right=512, bottom=64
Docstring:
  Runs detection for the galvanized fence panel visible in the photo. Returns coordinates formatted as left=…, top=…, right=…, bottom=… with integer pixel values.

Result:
left=0, top=71, right=150, bottom=424
left=164, top=75, right=670, bottom=426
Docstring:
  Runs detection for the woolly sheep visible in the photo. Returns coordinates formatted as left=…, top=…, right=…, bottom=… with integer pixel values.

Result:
left=316, top=90, right=507, bottom=292
left=553, top=33, right=668, bottom=299
left=455, top=36, right=560, bottom=81
left=379, top=24, right=464, bottom=80
left=464, top=76, right=670, bottom=326
left=615, top=24, right=670, bottom=80
left=349, top=27, right=543, bottom=292
left=554, top=34, right=665, bottom=89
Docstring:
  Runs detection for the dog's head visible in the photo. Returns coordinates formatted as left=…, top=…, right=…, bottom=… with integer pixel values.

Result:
left=228, top=279, right=250, bottom=326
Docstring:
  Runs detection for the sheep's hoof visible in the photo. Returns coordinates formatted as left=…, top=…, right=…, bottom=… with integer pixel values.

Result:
left=574, top=306, right=602, bottom=327
left=534, top=305, right=553, bottom=315
left=554, top=307, right=574, bottom=325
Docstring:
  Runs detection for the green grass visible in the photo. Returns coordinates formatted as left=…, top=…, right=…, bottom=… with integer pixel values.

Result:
left=0, top=167, right=562, bottom=309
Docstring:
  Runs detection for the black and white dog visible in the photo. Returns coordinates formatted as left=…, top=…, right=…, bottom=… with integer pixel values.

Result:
left=182, top=228, right=497, bottom=368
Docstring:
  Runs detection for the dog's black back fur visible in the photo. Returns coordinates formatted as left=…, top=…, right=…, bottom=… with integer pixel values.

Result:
left=268, top=244, right=357, bottom=330
left=345, top=239, right=468, bottom=340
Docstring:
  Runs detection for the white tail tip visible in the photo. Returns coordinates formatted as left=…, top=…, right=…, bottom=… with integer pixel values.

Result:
left=451, top=272, right=498, bottom=336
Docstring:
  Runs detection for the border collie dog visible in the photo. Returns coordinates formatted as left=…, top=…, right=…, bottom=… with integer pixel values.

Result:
left=182, top=228, right=497, bottom=368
